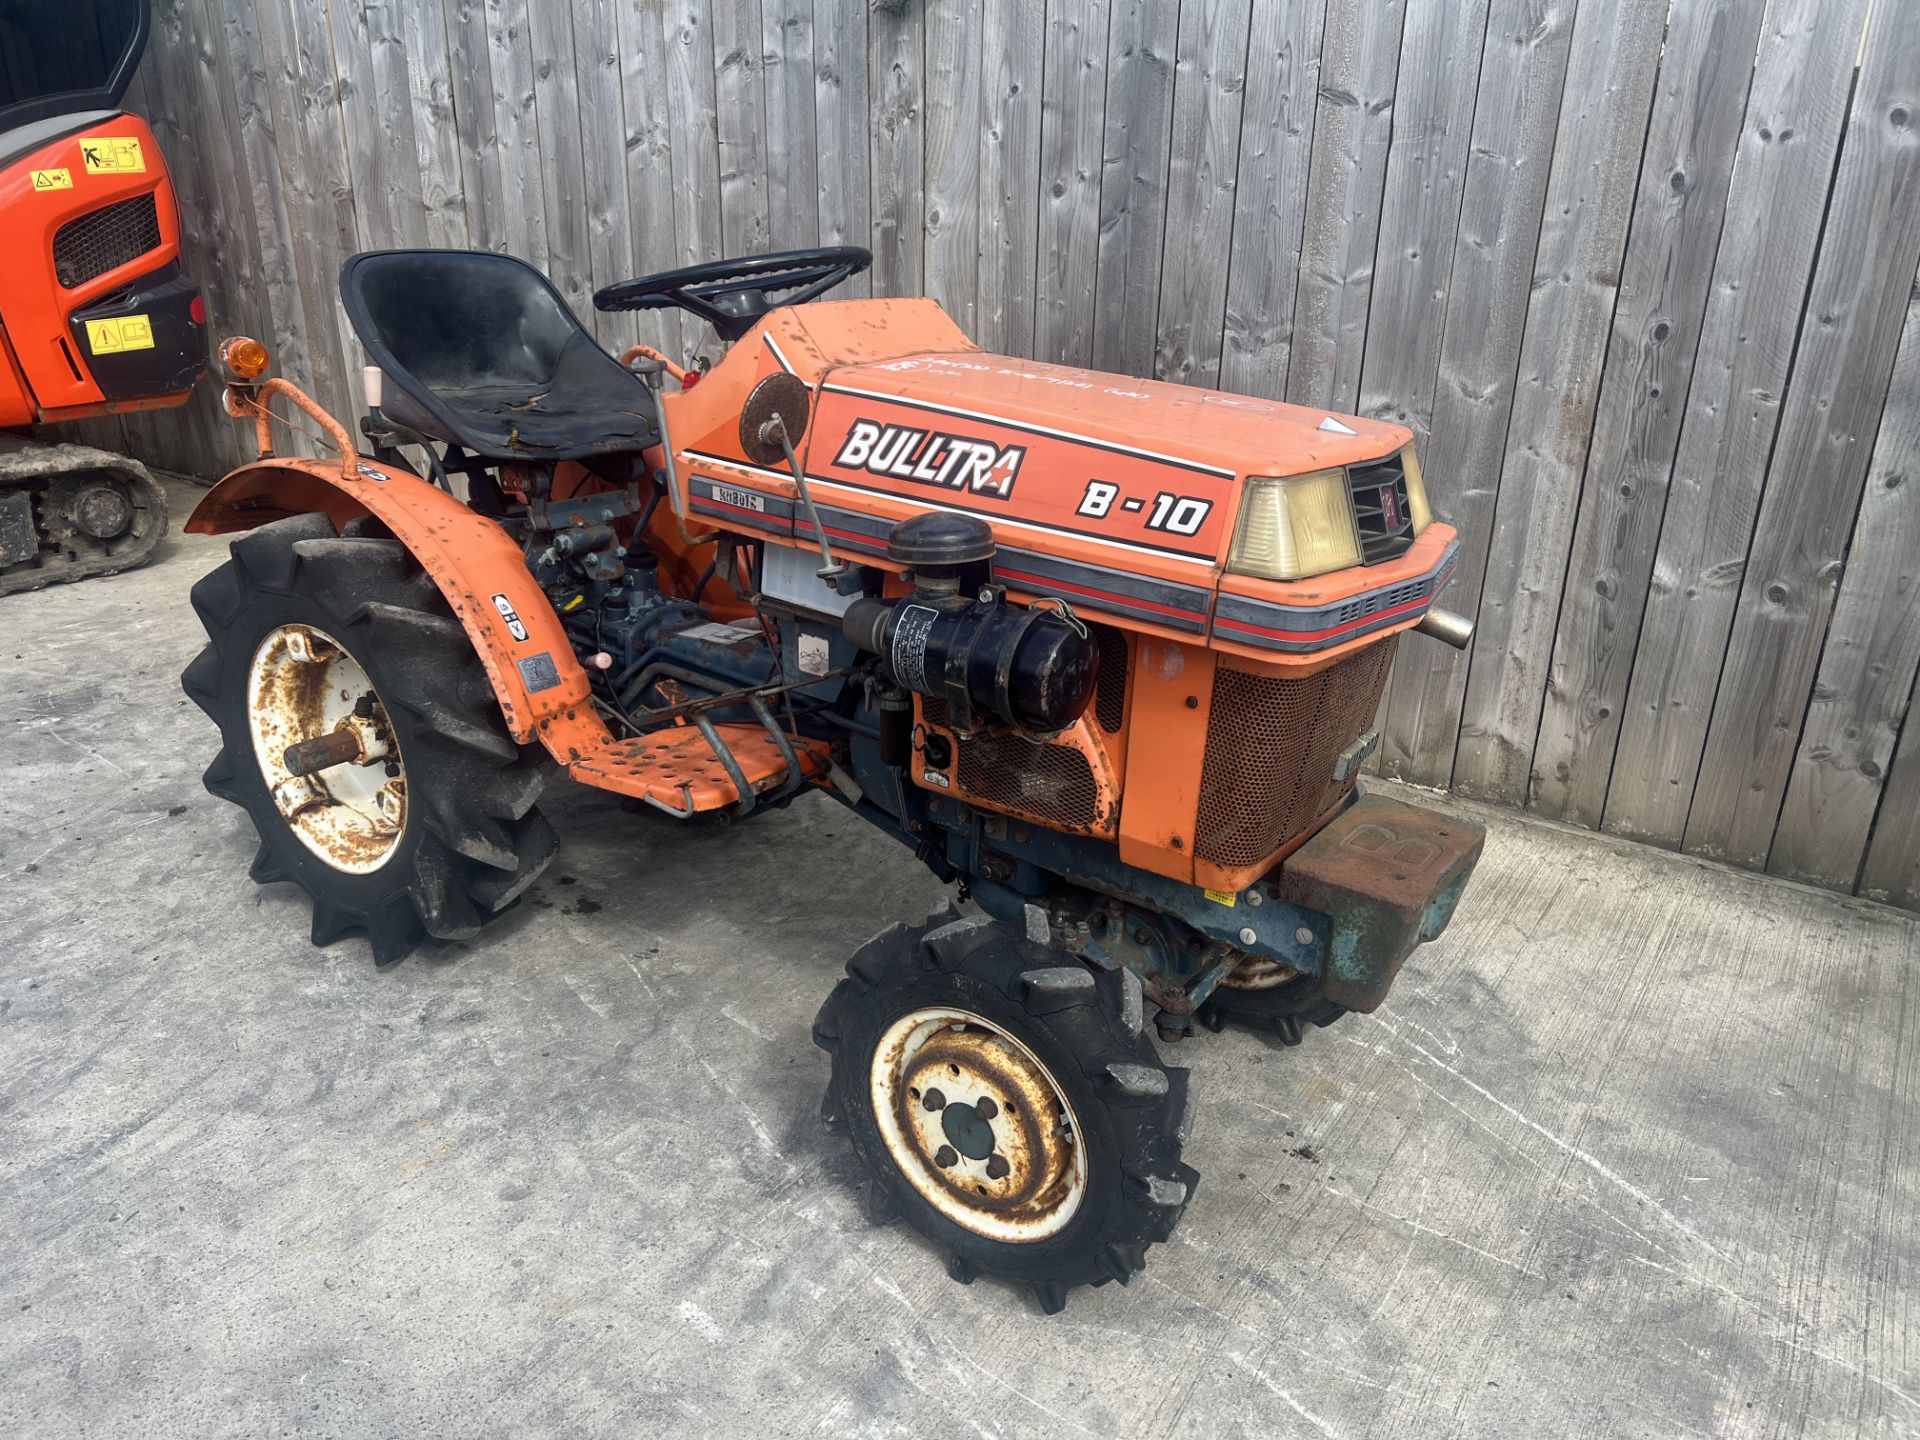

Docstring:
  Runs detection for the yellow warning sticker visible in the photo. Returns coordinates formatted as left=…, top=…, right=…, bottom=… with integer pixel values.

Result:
left=1203, top=888, right=1237, bottom=907
left=84, top=314, right=156, bottom=354
left=80, top=136, right=146, bottom=175
left=31, top=168, right=73, bottom=191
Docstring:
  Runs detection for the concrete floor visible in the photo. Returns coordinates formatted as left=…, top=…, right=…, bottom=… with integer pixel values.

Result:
left=3, top=477, right=1917, bottom=1439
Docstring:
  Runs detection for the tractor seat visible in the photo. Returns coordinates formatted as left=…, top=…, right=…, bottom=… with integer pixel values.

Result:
left=339, top=250, right=661, bottom=462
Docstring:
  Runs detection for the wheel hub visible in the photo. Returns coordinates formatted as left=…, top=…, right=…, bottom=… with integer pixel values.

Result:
left=870, top=1008, right=1086, bottom=1243
left=247, top=623, right=406, bottom=875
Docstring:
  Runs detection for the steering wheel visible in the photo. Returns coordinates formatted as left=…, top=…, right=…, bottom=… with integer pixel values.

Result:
left=593, top=247, right=872, bottom=342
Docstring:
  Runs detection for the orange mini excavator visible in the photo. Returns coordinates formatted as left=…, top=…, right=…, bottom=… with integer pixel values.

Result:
left=0, top=0, right=205, bottom=595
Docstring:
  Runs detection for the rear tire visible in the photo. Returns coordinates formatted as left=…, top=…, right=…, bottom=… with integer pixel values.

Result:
left=181, top=513, right=557, bottom=965
left=813, top=909, right=1198, bottom=1313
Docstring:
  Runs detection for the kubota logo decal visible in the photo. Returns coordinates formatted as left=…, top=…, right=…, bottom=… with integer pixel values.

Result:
left=833, top=420, right=1025, bottom=500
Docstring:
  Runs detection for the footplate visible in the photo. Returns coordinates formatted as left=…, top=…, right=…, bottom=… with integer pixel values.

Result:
left=1275, top=792, right=1484, bottom=1013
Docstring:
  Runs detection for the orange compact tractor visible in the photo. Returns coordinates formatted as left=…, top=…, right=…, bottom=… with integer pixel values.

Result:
left=0, top=0, right=205, bottom=595
left=180, top=246, right=1483, bottom=1311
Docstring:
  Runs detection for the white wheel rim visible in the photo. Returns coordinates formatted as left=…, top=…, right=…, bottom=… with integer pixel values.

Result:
left=247, top=623, right=407, bottom=875
left=869, top=1007, right=1088, bottom=1243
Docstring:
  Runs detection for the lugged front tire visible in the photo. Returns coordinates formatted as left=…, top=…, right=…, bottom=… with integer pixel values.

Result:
left=181, top=512, right=557, bottom=965
left=813, top=909, right=1198, bottom=1314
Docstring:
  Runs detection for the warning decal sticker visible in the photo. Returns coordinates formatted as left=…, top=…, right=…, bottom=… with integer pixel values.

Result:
left=80, top=136, right=146, bottom=174
left=83, top=315, right=155, bottom=353
left=31, top=168, right=72, bottom=191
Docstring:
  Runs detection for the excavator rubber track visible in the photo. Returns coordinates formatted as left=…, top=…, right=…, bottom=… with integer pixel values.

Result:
left=0, top=435, right=169, bottom=598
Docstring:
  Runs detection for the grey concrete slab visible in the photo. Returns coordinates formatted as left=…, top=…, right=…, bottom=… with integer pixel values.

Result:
left=2, top=477, right=1916, bottom=1438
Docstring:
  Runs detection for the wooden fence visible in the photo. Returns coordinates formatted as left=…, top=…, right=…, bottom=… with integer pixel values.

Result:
left=90, top=0, right=1920, bottom=912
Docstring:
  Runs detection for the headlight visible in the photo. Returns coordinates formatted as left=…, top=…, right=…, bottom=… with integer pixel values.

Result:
left=1227, top=470, right=1362, bottom=581
left=1401, top=444, right=1433, bottom=534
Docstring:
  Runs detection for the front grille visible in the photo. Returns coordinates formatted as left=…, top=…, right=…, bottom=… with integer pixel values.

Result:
left=53, top=194, right=162, bottom=289
left=923, top=697, right=1103, bottom=831
left=1094, top=624, right=1129, bottom=733
left=1349, top=454, right=1416, bottom=565
left=1194, top=636, right=1398, bottom=869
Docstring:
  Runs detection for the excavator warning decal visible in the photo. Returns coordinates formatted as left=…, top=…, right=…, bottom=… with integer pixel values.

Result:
left=31, top=168, right=72, bottom=191
left=80, top=137, right=146, bottom=174
left=83, top=315, right=155, bottom=353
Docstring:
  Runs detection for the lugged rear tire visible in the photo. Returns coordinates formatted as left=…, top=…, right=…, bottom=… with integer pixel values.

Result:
left=813, top=909, right=1198, bottom=1314
left=181, top=512, right=557, bottom=965
left=1197, top=970, right=1347, bottom=1046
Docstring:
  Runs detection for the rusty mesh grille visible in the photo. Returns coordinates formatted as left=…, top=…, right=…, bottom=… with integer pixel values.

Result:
left=923, top=698, right=1101, bottom=830
left=1194, top=636, right=1398, bottom=868
left=1094, top=624, right=1128, bottom=733
left=53, top=194, right=162, bottom=289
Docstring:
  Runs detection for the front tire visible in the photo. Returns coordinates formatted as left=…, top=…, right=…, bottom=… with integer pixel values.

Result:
left=181, top=512, right=557, bottom=965
left=813, top=910, right=1198, bottom=1313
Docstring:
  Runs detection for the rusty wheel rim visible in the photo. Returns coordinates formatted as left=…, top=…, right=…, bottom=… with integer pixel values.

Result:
left=247, top=623, right=407, bottom=876
left=1219, top=954, right=1301, bottom=992
left=869, top=1007, right=1087, bottom=1243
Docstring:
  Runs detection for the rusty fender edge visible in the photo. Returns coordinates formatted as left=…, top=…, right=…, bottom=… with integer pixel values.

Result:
left=1275, top=792, right=1484, bottom=1014
left=185, top=458, right=593, bottom=746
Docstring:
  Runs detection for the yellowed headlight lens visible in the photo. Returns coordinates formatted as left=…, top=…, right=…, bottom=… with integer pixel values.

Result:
left=1401, top=445, right=1432, bottom=535
left=1228, top=470, right=1362, bottom=581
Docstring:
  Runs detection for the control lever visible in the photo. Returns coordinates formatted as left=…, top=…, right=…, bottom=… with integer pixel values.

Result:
left=759, top=413, right=847, bottom=581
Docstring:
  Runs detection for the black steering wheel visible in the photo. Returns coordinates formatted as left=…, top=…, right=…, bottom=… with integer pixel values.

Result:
left=593, top=246, right=872, bottom=342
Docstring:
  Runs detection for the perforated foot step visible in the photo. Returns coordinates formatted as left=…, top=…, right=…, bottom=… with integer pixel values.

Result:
left=569, top=722, right=829, bottom=816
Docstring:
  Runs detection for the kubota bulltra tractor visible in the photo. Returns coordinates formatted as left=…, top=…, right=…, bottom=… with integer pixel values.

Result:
left=179, top=245, right=1483, bottom=1312
left=0, top=0, right=207, bottom=595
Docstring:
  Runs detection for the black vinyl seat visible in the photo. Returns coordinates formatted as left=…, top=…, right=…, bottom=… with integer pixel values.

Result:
left=339, top=250, right=660, bottom=462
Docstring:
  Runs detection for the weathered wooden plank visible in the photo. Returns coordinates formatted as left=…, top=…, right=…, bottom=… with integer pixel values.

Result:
left=614, top=0, right=686, bottom=356
left=1350, top=0, right=1489, bottom=436
left=1860, top=672, right=1920, bottom=909
left=574, top=0, right=634, bottom=348
left=1527, top=0, right=1767, bottom=827
left=664, top=0, right=724, bottom=367
left=761, top=0, right=819, bottom=250
left=868, top=0, right=924, bottom=301
left=326, top=0, right=428, bottom=251
left=813, top=0, right=873, bottom=299
left=1032, top=0, right=1109, bottom=364
left=1685, top=8, right=1920, bottom=869
left=714, top=0, right=770, bottom=261
left=1217, top=0, right=1326, bottom=401
left=527, top=1, right=593, bottom=321
left=976, top=0, right=1043, bottom=351
left=1374, top=0, right=1576, bottom=787
left=1153, top=0, right=1254, bottom=389
left=483, top=0, right=550, bottom=271
left=1603, top=0, right=1875, bottom=849
left=212, top=0, right=322, bottom=457
left=1090, top=0, right=1177, bottom=377
left=1769, top=262, right=1920, bottom=889
left=400, top=0, right=469, bottom=250
left=923, top=0, right=982, bottom=333
left=1451, top=0, right=1670, bottom=803
left=1285, top=0, right=1402, bottom=412
left=443, top=0, right=504, bottom=254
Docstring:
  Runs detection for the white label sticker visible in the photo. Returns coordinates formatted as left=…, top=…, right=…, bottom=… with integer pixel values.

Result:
left=492, top=593, right=528, bottom=642
left=891, top=603, right=939, bottom=692
left=797, top=631, right=832, bottom=677
left=679, top=620, right=762, bottom=645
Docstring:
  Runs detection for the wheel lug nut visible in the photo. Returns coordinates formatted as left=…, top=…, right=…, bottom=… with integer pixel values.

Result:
left=922, top=1087, right=946, bottom=1112
left=985, top=1154, right=1010, bottom=1180
left=975, top=1097, right=998, bottom=1120
left=934, top=1145, right=958, bottom=1168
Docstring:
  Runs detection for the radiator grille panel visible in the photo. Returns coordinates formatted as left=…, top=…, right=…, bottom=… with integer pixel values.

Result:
left=53, top=194, right=162, bottom=290
left=1094, top=624, right=1128, bottom=734
left=1349, top=454, right=1416, bottom=565
left=1194, top=637, right=1397, bottom=868
left=922, top=698, right=1102, bottom=831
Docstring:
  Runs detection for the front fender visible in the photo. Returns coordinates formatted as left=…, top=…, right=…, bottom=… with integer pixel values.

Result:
left=186, top=457, right=594, bottom=747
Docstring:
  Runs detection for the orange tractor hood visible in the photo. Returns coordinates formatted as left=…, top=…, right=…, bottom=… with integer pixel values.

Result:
left=665, top=298, right=1459, bottom=666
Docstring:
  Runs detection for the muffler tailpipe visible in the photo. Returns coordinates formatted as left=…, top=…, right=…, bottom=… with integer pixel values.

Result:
left=1416, top=607, right=1474, bottom=650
